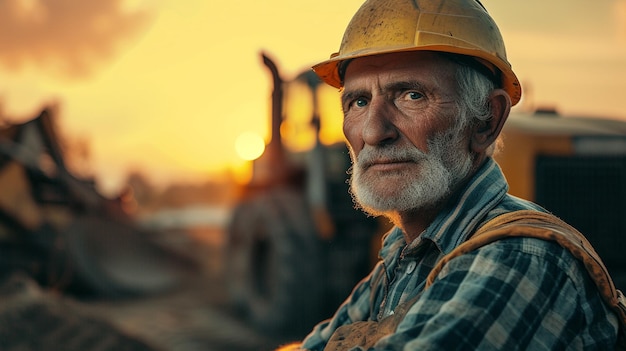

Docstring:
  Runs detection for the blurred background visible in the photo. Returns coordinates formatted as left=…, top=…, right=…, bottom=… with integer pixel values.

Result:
left=0, top=1, right=625, bottom=350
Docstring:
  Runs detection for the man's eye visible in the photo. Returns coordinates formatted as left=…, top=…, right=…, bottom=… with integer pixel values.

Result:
left=354, top=98, right=368, bottom=107
left=405, top=91, right=423, bottom=100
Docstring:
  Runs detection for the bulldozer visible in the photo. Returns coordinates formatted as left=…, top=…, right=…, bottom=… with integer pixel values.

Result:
left=0, top=108, right=195, bottom=298
left=225, top=53, right=626, bottom=340
left=0, top=108, right=209, bottom=350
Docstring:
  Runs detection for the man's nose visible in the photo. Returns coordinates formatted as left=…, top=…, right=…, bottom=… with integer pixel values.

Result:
left=362, top=99, right=399, bottom=146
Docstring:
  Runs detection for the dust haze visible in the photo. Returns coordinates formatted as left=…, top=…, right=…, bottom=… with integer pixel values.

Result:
left=0, top=0, right=153, bottom=78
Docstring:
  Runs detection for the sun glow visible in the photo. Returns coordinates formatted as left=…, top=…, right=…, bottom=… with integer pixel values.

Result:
left=235, top=131, right=266, bottom=161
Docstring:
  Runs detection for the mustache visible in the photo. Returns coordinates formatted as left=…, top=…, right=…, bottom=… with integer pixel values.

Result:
left=354, top=145, right=427, bottom=169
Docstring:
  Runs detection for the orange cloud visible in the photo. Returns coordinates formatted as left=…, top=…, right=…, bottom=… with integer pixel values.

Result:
left=0, top=0, right=153, bottom=78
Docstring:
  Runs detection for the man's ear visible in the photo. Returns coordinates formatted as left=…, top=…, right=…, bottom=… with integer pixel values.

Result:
left=470, top=89, right=511, bottom=153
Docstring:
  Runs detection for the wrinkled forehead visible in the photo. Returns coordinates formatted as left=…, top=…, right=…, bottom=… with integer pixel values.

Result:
left=341, top=51, right=462, bottom=93
left=341, top=50, right=499, bottom=88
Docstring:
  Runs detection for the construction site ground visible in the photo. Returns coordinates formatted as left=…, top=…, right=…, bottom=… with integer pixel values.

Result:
left=0, top=224, right=300, bottom=351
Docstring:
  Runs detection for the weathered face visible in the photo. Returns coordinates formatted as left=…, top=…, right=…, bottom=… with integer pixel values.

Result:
left=341, top=51, right=474, bottom=216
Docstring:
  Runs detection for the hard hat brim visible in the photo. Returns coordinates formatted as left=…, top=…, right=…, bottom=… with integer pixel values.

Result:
left=313, top=44, right=522, bottom=106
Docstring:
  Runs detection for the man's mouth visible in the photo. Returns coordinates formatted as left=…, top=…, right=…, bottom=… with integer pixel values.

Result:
left=362, top=158, right=414, bottom=172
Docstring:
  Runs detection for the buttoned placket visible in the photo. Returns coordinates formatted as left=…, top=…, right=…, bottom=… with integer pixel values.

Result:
left=377, top=236, right=428, bottom=319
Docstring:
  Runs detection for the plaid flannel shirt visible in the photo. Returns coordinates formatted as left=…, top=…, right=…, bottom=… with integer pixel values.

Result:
left=301, top=158, right=619, bottom=350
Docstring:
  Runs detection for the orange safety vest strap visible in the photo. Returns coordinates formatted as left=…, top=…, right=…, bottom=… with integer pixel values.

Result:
left=425, top=210, right=626, bottom=350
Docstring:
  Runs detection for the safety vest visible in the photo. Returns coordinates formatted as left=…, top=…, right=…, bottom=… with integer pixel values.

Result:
left=325, top=210, right=626, bottom=351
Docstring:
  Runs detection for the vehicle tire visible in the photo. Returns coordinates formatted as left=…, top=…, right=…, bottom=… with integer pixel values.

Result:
left=226, top=187, right=325, bottom=337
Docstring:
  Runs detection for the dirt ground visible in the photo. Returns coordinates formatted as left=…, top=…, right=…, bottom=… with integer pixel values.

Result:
left=83, top=226, right=297, bottom=351
left=0, top=226, right=299, bottom=351
left=82, top=278, right=285, bottom=351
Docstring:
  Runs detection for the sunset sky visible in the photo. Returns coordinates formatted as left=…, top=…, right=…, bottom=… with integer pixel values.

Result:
left=0, top=0, right=625, bottom=194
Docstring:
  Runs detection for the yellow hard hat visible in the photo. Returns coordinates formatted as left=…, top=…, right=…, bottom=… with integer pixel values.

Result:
left=312, top=0, right=522, bottom=106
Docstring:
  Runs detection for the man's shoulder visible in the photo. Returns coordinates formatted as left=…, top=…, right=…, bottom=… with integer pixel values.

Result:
left=471, top=235, right=580, bottom=274
left=484, top=194, right=547, bottom=220
left=462, top=209, right=589, bottom=282
left=441, top=212, right=608, bottom=305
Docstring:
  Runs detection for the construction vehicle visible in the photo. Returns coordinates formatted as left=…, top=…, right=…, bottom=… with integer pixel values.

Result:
left=225, top=53, right=383, bottom=338
left=0, top=108, right=195, bottom=299
left=226, top=53, right=626, bottom=339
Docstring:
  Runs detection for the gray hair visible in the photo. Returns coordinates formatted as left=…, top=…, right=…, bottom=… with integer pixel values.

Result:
left=453, top=63, right=499, bottom=155
left=455, top=64, right=495, bottom=128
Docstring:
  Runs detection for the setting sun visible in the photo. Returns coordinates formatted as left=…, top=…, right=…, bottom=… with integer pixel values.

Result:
left=235, top=131, right=266, bottom=161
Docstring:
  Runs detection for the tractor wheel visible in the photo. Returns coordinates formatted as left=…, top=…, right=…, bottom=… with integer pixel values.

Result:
left=226, top=188, right=325, bottom=337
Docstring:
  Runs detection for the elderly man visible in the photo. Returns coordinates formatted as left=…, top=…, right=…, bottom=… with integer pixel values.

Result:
left=279, top=0, right=622, bottom=350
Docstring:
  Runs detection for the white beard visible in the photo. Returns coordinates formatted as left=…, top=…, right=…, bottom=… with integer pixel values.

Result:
left=348, top=130, right=474, bottom=217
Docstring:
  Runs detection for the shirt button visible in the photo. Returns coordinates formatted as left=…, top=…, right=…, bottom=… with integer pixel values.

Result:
left=406, top=261, right=417, bottom=274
